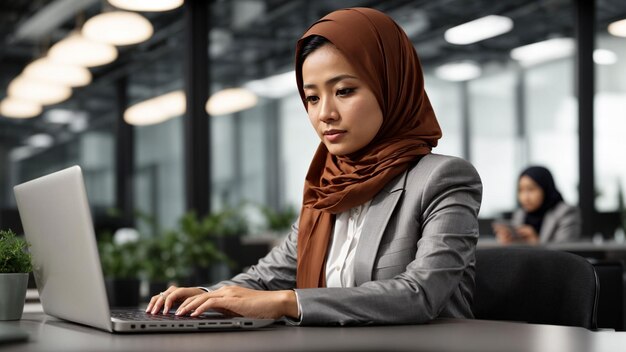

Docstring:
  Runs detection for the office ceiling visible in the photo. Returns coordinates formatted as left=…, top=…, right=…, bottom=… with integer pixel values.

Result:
left=1, top=0, right=626, bottom=155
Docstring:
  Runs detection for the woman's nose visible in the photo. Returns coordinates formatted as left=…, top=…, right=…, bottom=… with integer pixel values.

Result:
left=318, top=98, right=339, bottom=123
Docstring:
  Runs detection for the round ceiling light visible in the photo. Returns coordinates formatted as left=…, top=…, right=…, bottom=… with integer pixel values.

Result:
left=434, top=61, right=482, bottom=82
left=594, top=49, right=618, bottom=65
left=510, top=38, right=574, bottom=67
left=82, top=11, right=153, bottom=46
left=206, top=88, right=258, bottom=116
left=124, top=90, right=186, bottom=126
left=0, top=97, right=42, bottom=119
left=608, top=19, right=626, bottom=37
left=444, top=15, right=513, bottom=45
left=48, top=34, right=118, bottom=67
left=8, top=76, right=72, bottom=106
left=23, top=58, right=92, bottom=87
left=26, top=133, right=54, bottom=148
left=107, top=0, right=183, bottom=12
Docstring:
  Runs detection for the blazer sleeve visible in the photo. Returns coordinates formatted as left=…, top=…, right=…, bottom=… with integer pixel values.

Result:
left=551, top=204, right=582, bottom=242
left=295, top=156, right=482, bottom=325
left=207, top=221, right=298, bottom=291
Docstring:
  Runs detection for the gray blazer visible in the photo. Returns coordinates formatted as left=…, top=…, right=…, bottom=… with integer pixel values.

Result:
left=210, top=154, right=482, bottom=325
left=511, top=202, right=581, bottom=243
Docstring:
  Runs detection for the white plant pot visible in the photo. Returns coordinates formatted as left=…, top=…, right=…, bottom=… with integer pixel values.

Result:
left=0, top=272, right=29, bottom=320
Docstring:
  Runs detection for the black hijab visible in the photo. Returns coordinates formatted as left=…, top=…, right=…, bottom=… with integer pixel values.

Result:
left=520, top=166, right=564, bottom=233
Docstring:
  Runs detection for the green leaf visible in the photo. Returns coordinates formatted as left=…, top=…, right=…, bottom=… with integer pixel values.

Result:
left=0, top=229, right=33, bottom=273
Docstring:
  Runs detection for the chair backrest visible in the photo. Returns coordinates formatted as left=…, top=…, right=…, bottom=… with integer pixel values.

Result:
left=471, top=247, right=598, bottom=329
left=592, top=260, right=624, bottom=330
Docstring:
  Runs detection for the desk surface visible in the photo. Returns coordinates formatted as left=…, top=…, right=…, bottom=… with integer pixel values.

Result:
left=478, top=239, right=626, bottom=252
left=1, top=313, right=625, bottom=352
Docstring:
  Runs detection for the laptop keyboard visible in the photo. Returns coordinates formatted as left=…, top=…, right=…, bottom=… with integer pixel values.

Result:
left=112, top=309, right=228, bottom=321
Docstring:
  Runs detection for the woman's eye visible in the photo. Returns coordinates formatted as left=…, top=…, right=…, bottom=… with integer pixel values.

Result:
left=305, top=95, right=319, bottom=104
left=336, top=88, right=355, bottom=96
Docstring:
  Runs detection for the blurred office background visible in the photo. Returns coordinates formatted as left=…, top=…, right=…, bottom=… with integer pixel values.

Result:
left=1, top=0, right=626, bottom=241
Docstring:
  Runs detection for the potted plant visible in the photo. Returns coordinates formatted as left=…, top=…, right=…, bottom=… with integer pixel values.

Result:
left=0, top=229, right=32, bottom=320
left=141, top=229, right=189, bottom=295
left=98, top=230, right=143, bottom=307
left=177, top=210, right=243, bottom=285
left=260, top=205, right=298, bottom=235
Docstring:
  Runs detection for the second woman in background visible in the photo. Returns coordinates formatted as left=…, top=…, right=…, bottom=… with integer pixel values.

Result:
left=493, top=166, right=581, bottom=244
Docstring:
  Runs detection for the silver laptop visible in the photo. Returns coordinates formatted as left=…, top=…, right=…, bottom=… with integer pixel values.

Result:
left=13, top=165, right=273, bottom=333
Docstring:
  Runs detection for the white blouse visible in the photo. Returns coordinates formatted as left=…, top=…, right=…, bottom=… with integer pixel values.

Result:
left=325, top=200, right=372, bottom=287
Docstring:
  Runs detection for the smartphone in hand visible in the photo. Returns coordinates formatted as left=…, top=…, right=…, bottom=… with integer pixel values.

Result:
left=492, top=219, right=518, bottom=238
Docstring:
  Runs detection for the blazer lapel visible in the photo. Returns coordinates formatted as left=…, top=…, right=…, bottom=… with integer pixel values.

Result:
left=353, top=171, right=407, bottom=286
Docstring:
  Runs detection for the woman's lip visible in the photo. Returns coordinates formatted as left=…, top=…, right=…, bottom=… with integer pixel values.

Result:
left=324, top=130, right=346, bottom=142
left=323, top=129, right=346, bottom=135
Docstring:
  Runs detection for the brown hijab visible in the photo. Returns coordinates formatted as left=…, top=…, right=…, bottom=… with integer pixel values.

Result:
left=294, top=7, right=442, bottom=288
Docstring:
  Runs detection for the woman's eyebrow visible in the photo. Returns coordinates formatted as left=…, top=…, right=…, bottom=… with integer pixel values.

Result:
left=303, top=74, right=358, bottom=89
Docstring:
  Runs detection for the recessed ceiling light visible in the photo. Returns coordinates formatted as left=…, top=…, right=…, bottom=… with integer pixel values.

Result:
left=608, top=18, right=626, bottom=37
left=8, top=76, right=72, bottom=105
left=23, top=58, right=92, bottom=87
left=107, top=0, right=183, bottom=12
left=206, top=88, right=258, bottom=116
left=510, top=38, right=574, bottom=66
left=445, top=15, right=513, bottom=45
left=434, top=61, right=482, bottom=81
left=0, top=97, right=42, bottom=119
left=82, top=12, right=153, bottom=46
left=48, top=33, right=118, bottom=67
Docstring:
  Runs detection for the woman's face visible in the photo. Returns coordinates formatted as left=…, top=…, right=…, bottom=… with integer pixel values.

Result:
left=518, top=175, right=545, bottom=213
left=301, top=44, right=383, bottom=156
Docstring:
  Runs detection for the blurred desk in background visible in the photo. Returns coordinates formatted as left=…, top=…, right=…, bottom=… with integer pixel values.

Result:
left=478, top=239, right=626, bottom=258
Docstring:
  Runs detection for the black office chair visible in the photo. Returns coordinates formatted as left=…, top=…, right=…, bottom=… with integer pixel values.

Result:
left=471, top=247, right=599, bottom=329
left=591, top=260, right=624, bottom=330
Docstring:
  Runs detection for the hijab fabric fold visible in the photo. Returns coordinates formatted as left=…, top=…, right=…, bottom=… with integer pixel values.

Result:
left=294, top=8, right=442, bottom=288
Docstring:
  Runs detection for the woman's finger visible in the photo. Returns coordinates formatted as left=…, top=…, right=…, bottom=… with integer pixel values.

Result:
left=164, top=287, right=206, bottom=314
left=145, top=294, right=161, bottom=312
left=176, top=293, right=216, bottom=316
left=150, top=285, right=178, bottom=314
left=162, top=287, right=193, bottom=314
left=190, top=296, right=224, bottom=317
left=177, top=294, right=203, bottom=313
left=146, top=286, right=176, bottom=313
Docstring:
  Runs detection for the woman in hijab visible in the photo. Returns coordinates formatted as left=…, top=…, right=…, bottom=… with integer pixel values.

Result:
left=146, top=7, right=482, bottom=326
left=493, top=166, right=581, bottom=245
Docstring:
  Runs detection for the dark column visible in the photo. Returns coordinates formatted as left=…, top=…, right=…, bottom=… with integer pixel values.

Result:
left=575, top=0, right=595, bottom=236
left=183, top=0, right=210, bottom=217
left=460, top=81, right=471, bottom=161
left=264, top=101, right=281, bottom=211
left=115, top=76, right=134, bottom=226
left=0, top=146, right=7, bottom=207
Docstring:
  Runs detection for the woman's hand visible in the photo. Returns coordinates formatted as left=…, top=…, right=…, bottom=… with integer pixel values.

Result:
left=493, top=223, right=514, bottom=244
left=515, top=225, right=540, bottom=244
left=145, top=285, right=205, bottom=315
left=176, top=286, right=299, bottom=320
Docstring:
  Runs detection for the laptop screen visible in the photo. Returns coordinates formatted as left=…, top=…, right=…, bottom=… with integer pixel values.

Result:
left=14, top=166, right=113, bottom=332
